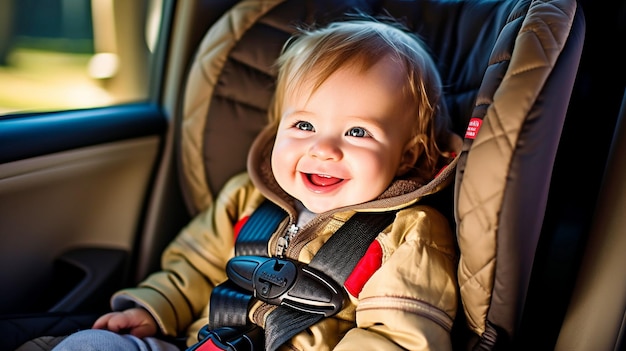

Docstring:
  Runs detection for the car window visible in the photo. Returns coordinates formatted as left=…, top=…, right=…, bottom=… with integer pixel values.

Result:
left=0, top=0, right=164, bottom=115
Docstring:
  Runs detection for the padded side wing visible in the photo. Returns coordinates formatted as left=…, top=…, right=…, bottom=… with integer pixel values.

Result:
left=455, top=0, right=584, bottom=342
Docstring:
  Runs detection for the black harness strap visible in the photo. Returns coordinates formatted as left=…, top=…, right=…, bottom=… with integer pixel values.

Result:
left=208, top=200, right=397, bottom=350
left=264, top=210, right=396, bottom=351
left=209, top=280, right=254, bottom=328
left=235, top=200, right=288, bottom=257
left=210, top=200, right=287, bottom=329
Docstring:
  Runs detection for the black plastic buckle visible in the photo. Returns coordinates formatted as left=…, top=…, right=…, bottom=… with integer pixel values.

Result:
left=187, top=325, right=263, bottom=351
left=226, top=256, right=345, bottom=317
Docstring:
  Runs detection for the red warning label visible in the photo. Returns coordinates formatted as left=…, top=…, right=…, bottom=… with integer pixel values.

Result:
left=465, top=117, right=482, bottom=139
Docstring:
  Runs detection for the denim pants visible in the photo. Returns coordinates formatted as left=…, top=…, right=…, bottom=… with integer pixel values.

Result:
left=50, top=329, right=181, bottom=351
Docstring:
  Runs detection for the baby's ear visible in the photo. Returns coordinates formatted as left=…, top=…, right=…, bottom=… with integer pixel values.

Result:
left=396, top=135, right=423, bottom=176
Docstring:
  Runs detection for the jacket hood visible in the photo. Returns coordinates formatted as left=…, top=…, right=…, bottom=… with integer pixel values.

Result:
left=247, top=123, right=463, bottom=214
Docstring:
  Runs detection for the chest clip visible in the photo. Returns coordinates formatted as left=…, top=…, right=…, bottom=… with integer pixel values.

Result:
left=226, top=256, right=345, bottom=317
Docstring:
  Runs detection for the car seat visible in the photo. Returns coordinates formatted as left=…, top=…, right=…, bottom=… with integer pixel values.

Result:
left=180, top=0, right=585, bottom=349
left=3, top=0, right=585, bottom=350
left=178, top=0, right=584, bottom=349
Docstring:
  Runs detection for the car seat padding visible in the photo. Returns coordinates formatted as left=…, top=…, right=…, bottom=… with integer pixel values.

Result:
left=456, top=0, right=581, bottom=337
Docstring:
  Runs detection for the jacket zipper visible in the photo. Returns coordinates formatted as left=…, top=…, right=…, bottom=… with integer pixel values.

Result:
left=276, top=223, right=299, bottom=257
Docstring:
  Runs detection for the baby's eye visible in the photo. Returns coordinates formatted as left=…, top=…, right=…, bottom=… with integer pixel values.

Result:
left=294, top=121, right=314, bottom=132
left=346, top=127, right=369, bottom=138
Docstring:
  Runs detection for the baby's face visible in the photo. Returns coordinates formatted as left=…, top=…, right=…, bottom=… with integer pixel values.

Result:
left=271, top=56, right=417, bottom=213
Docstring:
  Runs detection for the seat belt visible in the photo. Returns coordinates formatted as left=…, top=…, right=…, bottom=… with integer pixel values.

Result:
left=263, top=209, right=397, bottom=350
left=190, top=199, right=396, bottom=351
left=208, top=200, right=288, bottom=329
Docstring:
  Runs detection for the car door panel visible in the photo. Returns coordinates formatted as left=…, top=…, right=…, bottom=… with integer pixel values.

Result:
left=0, top=103, right=166, bottom=315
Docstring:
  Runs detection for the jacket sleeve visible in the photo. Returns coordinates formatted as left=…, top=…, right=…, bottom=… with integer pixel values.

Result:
left=334, top=206, right=458, bottom=351
left=110, top=172, right=261, bottom=337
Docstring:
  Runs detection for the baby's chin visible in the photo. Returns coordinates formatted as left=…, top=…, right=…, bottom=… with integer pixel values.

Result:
left=299, top=196, right=374, bottom=214
left=299, top=202, right=330, bottom=214
left=299, top=199, right=342, bottom=214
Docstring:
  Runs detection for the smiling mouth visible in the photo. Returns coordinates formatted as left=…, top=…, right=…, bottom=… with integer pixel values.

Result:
left=306, top=173, right=343, bottom=187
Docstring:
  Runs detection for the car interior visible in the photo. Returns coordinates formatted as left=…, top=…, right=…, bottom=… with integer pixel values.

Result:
left=0, top=0, right=624, bottom=350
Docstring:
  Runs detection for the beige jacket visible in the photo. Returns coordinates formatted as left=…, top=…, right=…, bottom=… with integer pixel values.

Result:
left=112, top=122, right=462, bottom=350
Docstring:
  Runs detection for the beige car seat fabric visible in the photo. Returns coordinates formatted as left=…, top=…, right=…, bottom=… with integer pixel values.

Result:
left=181, top=0, right=284, bottom=216
left=455, top=0, right=578, bottom=336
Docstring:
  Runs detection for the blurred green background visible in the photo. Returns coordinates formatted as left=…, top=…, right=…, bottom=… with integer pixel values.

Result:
left=0, top=0, right=113, bottom=114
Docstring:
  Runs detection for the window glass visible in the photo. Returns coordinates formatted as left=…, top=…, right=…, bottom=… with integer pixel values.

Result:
left=0, top=0, right=162, bottom=115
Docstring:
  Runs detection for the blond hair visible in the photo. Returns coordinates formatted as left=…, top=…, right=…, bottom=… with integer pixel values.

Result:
left=271, top=16, right=453, bottom=178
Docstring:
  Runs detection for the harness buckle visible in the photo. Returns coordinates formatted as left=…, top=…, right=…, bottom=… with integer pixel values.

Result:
left=226, top=256, right=345, bottom=317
